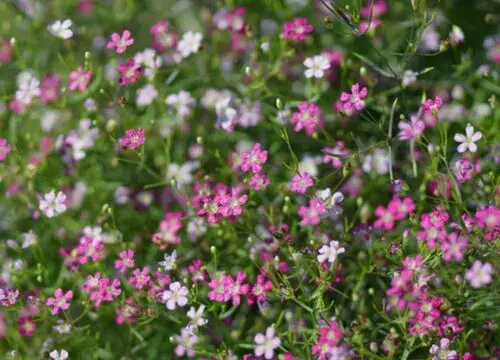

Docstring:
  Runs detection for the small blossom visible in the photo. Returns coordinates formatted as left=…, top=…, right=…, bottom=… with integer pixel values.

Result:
left=429, top=338, right=457, bottom=360
left=159, top=281, right=189, bottom=310
left=177, top=31, right=203, bottom=58
left=304, top=54, right=331, bottom=79
left=49, top=349, right=69, bottom=360
left=422, top=96, right=443, bottom=114
left=39, top=191, right=67, bottom=218
left=240, top=143, right=268, bottom=173
left=69, top=67, right=92, bottom=91
left=317, top=240, right=345, bottom=264
left=120, top=128, right=145, bottom=150
left=464, top=261, right=493, bottom=288
left=46, top=289, right=73, bottom=315
left=0, top=138, right=11, bottom=161
left=107, top=30, right=134, bottom=54
left=47, top=20, right=73, bottom=39
left=282, top=18, right=313, bottom=41
left=289, top=172, right=314, bottom=194
left=159, top=250, right=177, bottom=271
left=254, top=327, right=281, bottom=360
left=454, top=124, right=482, bottom=153
left=339, top=83, right=368, bottom=111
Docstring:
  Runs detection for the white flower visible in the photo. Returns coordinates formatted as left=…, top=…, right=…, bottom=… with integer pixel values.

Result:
left=317, top=240, right=345, bottom=264
left=177, top=31, right=203, bottom=58
left=165, top=90, right=196, bottom=118
left=134, top=48, right=162, bottom=80
left=429, top=338, right=457, bottom=360
left=52, top=320, right=72, bottom=334
left=136, top=84, right=158, bottom=107
left=174, top=327, right=199, bottom=357
left=49, top=349, right=69, bottom=360
left=254, top=327, right=281, bottom=360
left=159, top=250, right=177, bottom=271
left=39, top=191, right=67, bottom=218
left=454, top=124, right=482, bottom=153
left=167, top=161, right=199, bottom=187
left=303, top=54, right=330, bottom=78
left=15, top=74, right=40, bottom=105
left=21, top=230, right=38, bottom=249
left=402, top=70, right=418, bottom=87
left=316, top=189, right=344, bottom=217
left=187, top=305, right=208, bottom=328
left=47, top=20, right=73, bottom=39
left=160, top=281, right=189, bottom=310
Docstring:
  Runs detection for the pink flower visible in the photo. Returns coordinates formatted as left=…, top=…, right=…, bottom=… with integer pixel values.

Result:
left=120, top=128, right=145, bottom=150
left=107, top=30, right=134, bottom=54
left=115, top=298, right=138, bottom=325
left=248, top=274, right=273, bottom=304
left=387, top=197, right=415, bottom=220
left=68, top=67, right=91, bottom=91
left=152, top=212, right=182, bottom=250
left=289, top=172, right=314, bottom=194
left=322, top=143, right=349, bottom=168
left=18, top=317, right=36, bottom=337
left=208, top=274, right=232, bottom=303
left=240, top=143, right=268, bottom=173
left=374, top=205, right=396, bottom=231
left=339, top=83, right=368, bottom=111
left=150, top=21, right=178, bottom=52
left=219, top=187, right=248, bottom=217
left=129, top=267, right=151, bottom=290
left=282, top=17, right=313, bottom=41
left=249, top=172, right=269, bottom=190
left=290, top=102, right=324, bottom=136
left=46, top=289, right=73, bottom=315
left=230, top=272, right=250, bottom=306
left=422, top=96, right=443, bottom=114
left=398, top=115, right=425, bottom=140
left=441, top=232, right=468, bottom=261
left=0, top=138, right=11, bottom=161
left=117, top=59, right=143, bottom=85
left=0, top=288, right=19, bottom=306
left=76, top=236, right=104, bottom=264
left=114, top=249, right=135, bottom=273
left=0, top=39, right=13, bottom=64
left=40, top=75, right=61, bottom=104
left=298, top=199, right=326, bottom=226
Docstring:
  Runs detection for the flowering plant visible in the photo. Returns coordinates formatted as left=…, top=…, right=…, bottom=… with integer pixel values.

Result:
left=0, top=0, right=498, bottom=359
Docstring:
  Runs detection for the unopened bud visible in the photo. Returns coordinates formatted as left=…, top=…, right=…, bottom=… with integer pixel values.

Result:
left=276, top=98, right=283, bottom=110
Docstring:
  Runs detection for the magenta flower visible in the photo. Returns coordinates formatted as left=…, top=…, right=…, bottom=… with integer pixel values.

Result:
left=441, top=232, right=468, bottom=261
left=129, top=267, right=151, bottom=290
left=0, top=138, right=11, bottom=161
left=218, top=187, right=248, bottom=217
left=298, top=198, right=326, bottom=226
left=68, top=67, right=91, bottom=91
left=230, top=272, right=249, bottom=306
left=240, top=143, right=268, bottom=173
left=247, top=274, right=273, bottom=304
left=290, top=102, right=324, bottom=136
left=282, top=17, right=313, bottom=41
left=322, top=143, right=349, bottom=168
left=422, top=96, right=443, bottom=114
left=107, top=30, right=134, bottom=54
left=114, top=249, right=135, bottom=274
left=289, top=172, right=314, bottom=194
left=374, top=205, right=396, bottom=231
left=117, top=59, right=143, bottom=85
left=249, top=172, right=270, bottom=190
left=120, top=128, right=145, bottom=150
left=46, top=289, right=73, bottom=315
left=339, top=83, right=368, bottom=111
left=0, top=288, right=19, bottom=306
left=208, top=274, right=232, bottom=303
